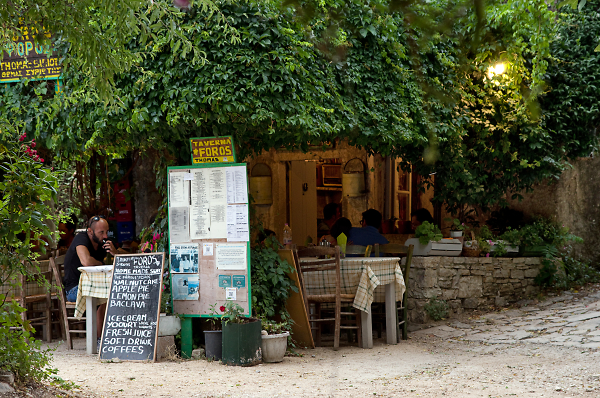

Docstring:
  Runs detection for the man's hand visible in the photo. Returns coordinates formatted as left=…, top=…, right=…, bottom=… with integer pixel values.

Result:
left=103, top=240, right=117, bottom=255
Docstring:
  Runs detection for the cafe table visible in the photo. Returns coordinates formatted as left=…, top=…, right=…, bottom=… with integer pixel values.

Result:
left=300, top=257, right=406, bottom=349
left=74, top=266, right=113, bottom=354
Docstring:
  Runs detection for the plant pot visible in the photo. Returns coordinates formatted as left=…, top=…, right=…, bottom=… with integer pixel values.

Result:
left=450, top=230, right=463, bottom=238
left=204, top=330, right=223, bottom=361
left=261, top=332, right=289, bottom=363
left=158, top=314, right=181, bottom=337
left=222, top=318, right=262, bottom=366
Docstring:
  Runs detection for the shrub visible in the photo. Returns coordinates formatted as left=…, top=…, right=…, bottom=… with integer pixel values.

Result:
left=424, top=297, right=449, bottom=321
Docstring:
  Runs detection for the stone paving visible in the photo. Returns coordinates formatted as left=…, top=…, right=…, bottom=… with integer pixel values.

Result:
left=418, top=284, right=600, bottom=349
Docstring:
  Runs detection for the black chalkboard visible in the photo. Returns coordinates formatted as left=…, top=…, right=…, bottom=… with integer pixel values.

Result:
left=100, top=252, right=164, bottom=361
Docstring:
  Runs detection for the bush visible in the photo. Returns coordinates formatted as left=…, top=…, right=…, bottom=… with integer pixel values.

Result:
left=424, top=297, right=449, bottom=321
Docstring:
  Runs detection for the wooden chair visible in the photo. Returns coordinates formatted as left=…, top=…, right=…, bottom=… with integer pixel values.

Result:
left=17, top=262, right=53, bottom=343
left=345, top=245, right=372, bottom=257
left=49, top=257, right=87, bottom=349
left=373, top=243, right=414, bottom=341
left=296, top=246, right=360, bottom=350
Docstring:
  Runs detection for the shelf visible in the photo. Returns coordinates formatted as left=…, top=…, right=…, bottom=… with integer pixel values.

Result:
left=317, top=186, right=342, bottom=192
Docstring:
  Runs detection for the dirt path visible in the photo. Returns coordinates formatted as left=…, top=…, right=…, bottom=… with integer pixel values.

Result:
left=44, top=284, right=600, bottom=397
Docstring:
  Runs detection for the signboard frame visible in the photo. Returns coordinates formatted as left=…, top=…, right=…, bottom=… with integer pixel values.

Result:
left=167, top=163, right=252, bottom=318
left=189, top=136, right=237, bottom=164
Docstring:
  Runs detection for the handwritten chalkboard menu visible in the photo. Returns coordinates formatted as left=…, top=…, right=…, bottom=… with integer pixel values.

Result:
left=100, top=253, right=164, bottom=361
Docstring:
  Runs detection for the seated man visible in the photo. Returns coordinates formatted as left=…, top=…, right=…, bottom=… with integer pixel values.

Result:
left=347, top=209, right=389, bottom=246
left=318, top=203, right=341, bottom=237
left=63, top=216, right=116, bottom=347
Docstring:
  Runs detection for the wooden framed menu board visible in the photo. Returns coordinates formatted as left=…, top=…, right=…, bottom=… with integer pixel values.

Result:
left=167, top=163, right=251, bottom=357
left=99, top=252, right=165, bottom=362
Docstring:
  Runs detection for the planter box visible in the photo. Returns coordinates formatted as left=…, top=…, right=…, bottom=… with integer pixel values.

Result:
left=261, top=332, right=289, bottom=363
left=489, top=241, right=519, bottom=256
left=222, top=319, right=262, bottom=366
left=405, top=238, right=462, bottom=256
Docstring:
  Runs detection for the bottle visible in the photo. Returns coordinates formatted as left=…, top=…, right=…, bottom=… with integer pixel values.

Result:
left=283, top=223, right=293, bottom=248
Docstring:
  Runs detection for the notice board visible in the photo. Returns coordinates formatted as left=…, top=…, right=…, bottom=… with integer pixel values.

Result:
left=99, top=253, right=164, bottom=361
left=167, top=163, right=251, bottom=318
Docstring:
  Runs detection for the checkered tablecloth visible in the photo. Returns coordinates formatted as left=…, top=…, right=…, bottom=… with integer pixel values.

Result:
left=74, top=270, right=112, bottom=318
left=300, top=257, right=406, bottom=313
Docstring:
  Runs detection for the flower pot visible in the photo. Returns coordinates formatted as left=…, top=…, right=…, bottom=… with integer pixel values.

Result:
left=204, top=330, right=223, bottom=361
left=158, top=314, right=181, bottom=337
left=450, top=230, right=463, bottom=238
left=222, top=318, right=262, bottom=366
left=261, top=332, right=289, bottom=363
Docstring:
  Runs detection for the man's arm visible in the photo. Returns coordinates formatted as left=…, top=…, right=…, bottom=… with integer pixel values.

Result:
left=76, top=245, right=104, bottom=266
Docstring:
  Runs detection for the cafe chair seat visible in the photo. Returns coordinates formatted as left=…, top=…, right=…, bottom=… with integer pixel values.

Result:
left=296, top=246, right=361, bottom=350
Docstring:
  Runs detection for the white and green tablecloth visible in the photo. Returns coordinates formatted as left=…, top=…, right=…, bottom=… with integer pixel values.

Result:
left=300, top=257, right=406, bottom=313
left=74, top=270, right=111, bottom=318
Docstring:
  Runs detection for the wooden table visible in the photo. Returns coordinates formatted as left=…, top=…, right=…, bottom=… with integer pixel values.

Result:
left=301, top=257, right=406, bottom=348
left=74, top=267, right=112, bottom=354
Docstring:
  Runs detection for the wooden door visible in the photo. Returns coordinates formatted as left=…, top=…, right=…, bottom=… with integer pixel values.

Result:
left=290, top=161, right=317, bottom=245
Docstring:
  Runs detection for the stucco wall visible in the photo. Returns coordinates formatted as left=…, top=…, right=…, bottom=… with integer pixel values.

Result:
left=508, top=156, right=600, bottom=263
left=407, top=256, right=543, bottom=323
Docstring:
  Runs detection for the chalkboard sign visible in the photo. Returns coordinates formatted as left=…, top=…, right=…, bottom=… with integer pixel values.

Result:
left=100, top=253, right=164, bottom=361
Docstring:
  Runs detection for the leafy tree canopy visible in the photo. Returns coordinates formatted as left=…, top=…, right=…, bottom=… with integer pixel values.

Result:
left=1, top=0, right=597, bottom=213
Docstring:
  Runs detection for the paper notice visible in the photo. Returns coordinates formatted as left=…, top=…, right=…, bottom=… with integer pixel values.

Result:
left=216, top=243, right=247, bottom=270
left=208, top=168, right=226, bottom=202
left=190, top=169, right=209, bottom=207
left=172, top=274, right=199, bottom=300
left=226, top=166, right=248, bottom=204
left=227, top=204, right=249, bottom=242
left=190, top=204, right=210, bottom=239
left=169, top=172, right=190, bottom=207
left=169, top=207, right=189, bottom=243
left=170, top=244, right=199, bottom=273
left=202, top=243, right=214, bottom=256
left=225, top=287, right=237, bottom=300
left=209, top=203, right=227, bottom=239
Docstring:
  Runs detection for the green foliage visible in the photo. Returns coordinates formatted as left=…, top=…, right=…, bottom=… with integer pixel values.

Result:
left=518, top=218, right=582, bottom=249
left=220, top=301, right=246, bottom=325
left=555, top=255, right=600, bottom=289
left=424, top=296, right=449, bottom=321
left=415, top=221, right=442, bottom=245
left=251, top=236, right=298, bottom=320
left=261, top=319, right=290, bottom=335
left=0, top=131, right=60, bottom=382
left=445, top=218, right=466, bottom=231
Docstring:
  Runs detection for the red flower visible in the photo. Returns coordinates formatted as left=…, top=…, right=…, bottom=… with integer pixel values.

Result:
left=220, top=306, right=226, bottom=312
left=31, top=141, right=36, bottom=148
left=18, top=135, right=25, bottom=142
left=39, top=158, right=44, bottom=162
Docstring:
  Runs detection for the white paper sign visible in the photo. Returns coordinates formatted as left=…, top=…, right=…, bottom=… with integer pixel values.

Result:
left=216, top=243, right=247, bottom=270
left=225, top=287, right=237, bottom=300
left=209, top=203, right=227, bottom=239
left=226, top=204, right=249, bottom=242
left=169, top=207, right=189, bottom=243
left=190, top=169, right=209, bottom=207
left=226, top=166, right=248, bottom=204
left=190, top=204, right=210, bottom=239
left=208, top=168, right=227, bottom=202
left=169, top=172, right=190, bottom=207
left=202, top=243, right=214, bottom=256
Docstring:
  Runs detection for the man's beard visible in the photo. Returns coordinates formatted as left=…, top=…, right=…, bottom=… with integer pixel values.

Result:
left=91, top=231, right=102, bottom=244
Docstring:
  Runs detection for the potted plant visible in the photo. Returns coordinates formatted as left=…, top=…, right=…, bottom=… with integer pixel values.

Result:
left=406, top=222, right=462, bottom=256
left=204, top=303, right=223, bottom=360
left=260, top=319, right=290, bottom=363
left=221, top=301, right=262, bottom=366
left=445, top=218, right=466, bottom=238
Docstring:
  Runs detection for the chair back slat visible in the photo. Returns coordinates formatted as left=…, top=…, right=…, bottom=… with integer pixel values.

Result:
left=345, top=245, right=372, bottom=257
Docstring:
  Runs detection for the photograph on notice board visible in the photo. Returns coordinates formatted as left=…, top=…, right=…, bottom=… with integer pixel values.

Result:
left=172, top=274, right=200, bottom=300
left=170, top=244, right=199, bottom=273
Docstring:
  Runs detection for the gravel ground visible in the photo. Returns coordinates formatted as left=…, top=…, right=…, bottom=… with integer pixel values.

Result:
left=5, top=285, right=600, bottom=398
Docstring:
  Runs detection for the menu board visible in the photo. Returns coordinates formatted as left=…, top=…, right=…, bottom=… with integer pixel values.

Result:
left=167, top=163, right=251, bottom=317
left=99, top=253, right=164, bottom=362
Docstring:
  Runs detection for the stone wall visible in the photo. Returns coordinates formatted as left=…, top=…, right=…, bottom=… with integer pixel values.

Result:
left=407, top=257, right=543, bottom=323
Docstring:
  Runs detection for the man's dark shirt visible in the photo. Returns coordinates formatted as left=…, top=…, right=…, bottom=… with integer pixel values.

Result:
left=63, top=232, right=106, bottom=291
